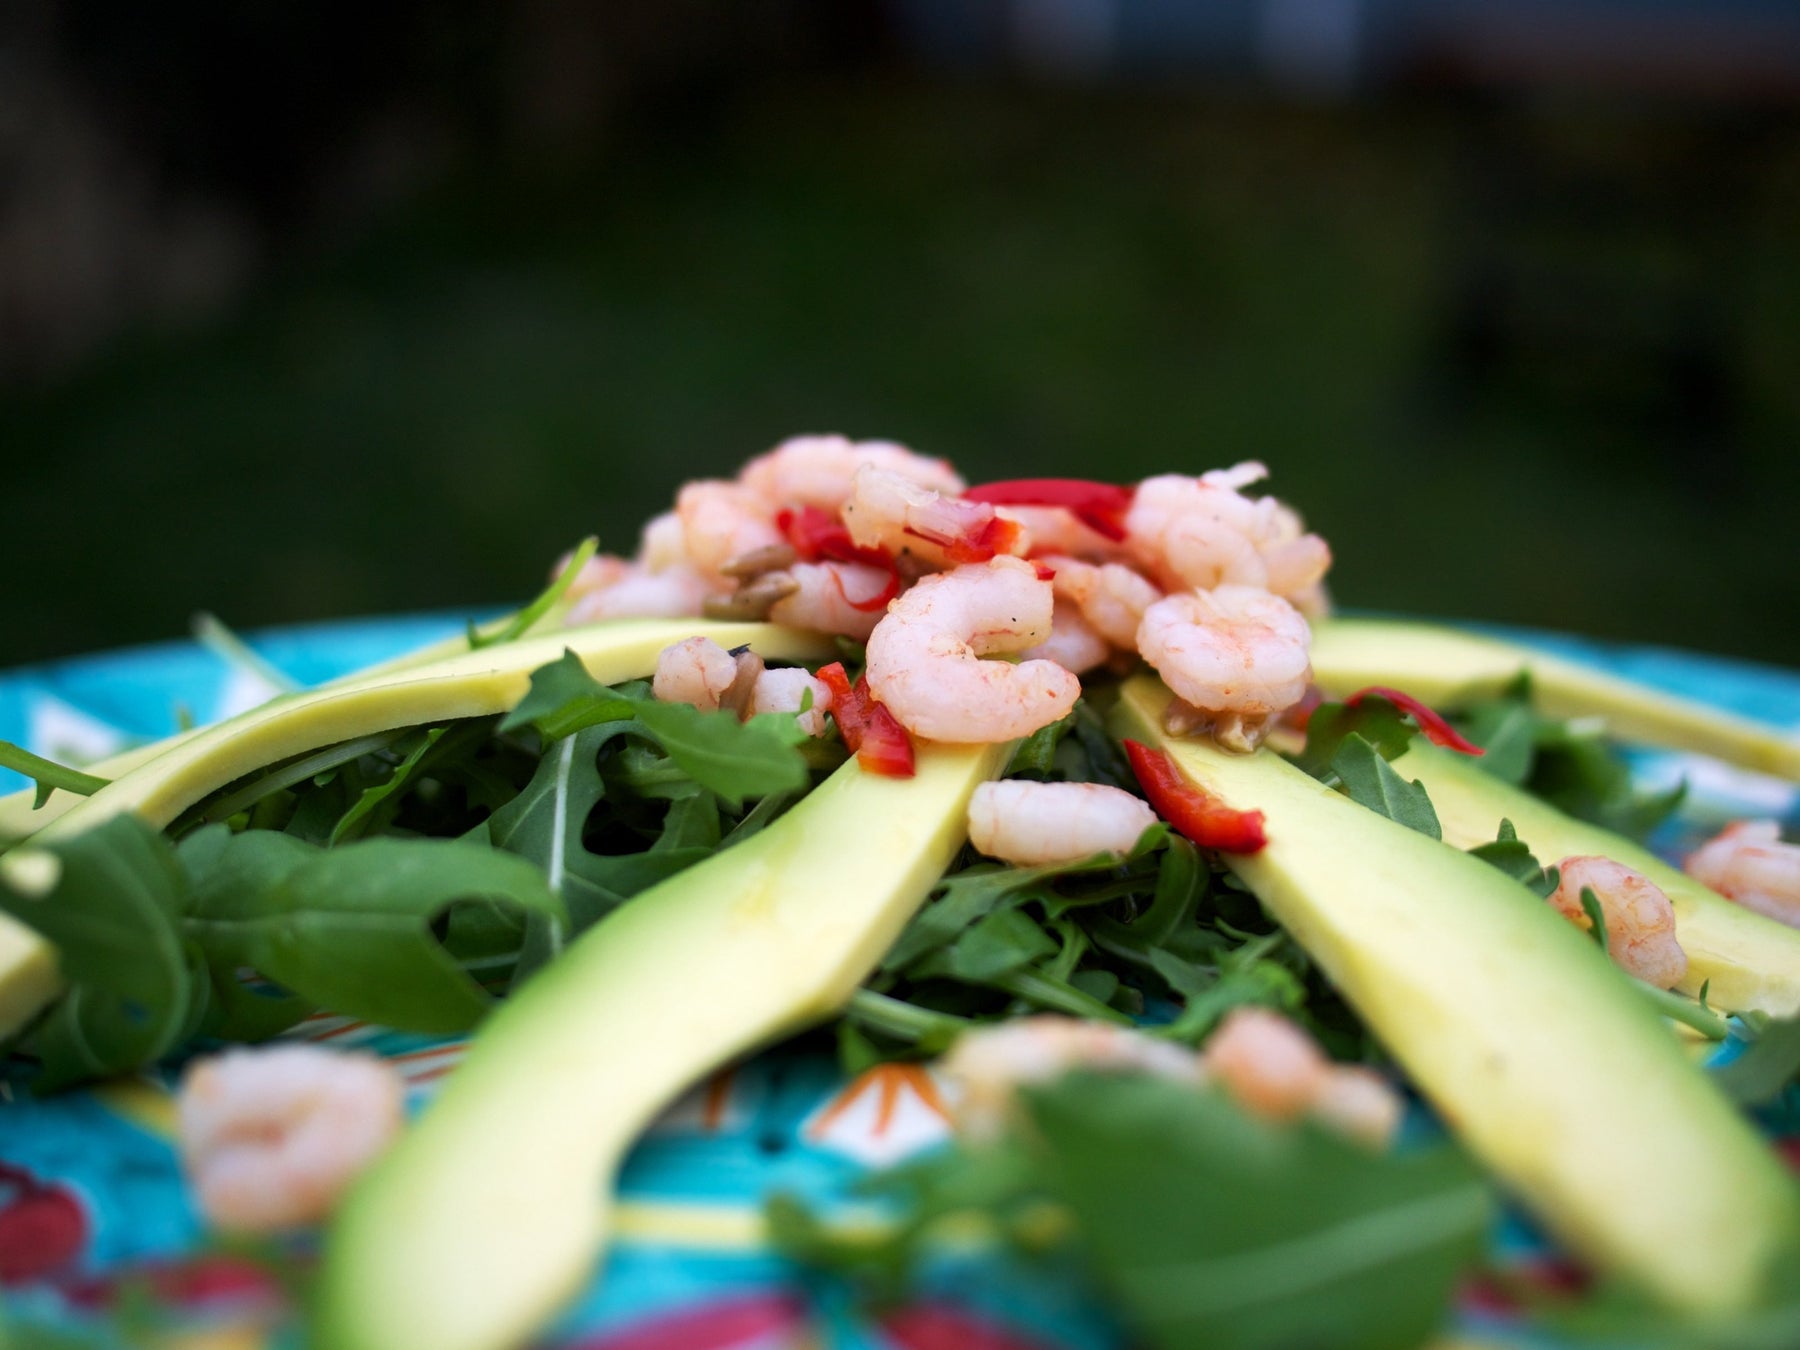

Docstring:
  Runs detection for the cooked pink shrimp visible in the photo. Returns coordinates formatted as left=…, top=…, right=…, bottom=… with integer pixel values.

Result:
left=1200, top=1007, right=1329, bottom=1121
left=967, top=781, right=1158, bottom=865
left=863, top=556, right=1081, bottom=742
left=941, top=1015, right=1198, bottom=1142
left=177, top=1045, right=404, bottom=1233
left=652, top=636, right=741, bottom=711
left=1136, top=585, right=1313, bottom=751
left=1309, top=1064, right=1404, bottom=1149
left=636, top=510, right=690, bottom=572
left=994, top=505, right=1128, bottom=561
left=765, top=560, right=892, bottom=641
left=566, top=563, right=714, bottom=622
left=561, top=552, right=634, bottom=603
left=675, top=480, right=786, bottom=577
left=1020, top=602, right=1111, bottom=675
left=1549, top=855, right=1688, bottom=989
left=1047, top=557, right=1163, bottom=650
left=750, top=666, right=833, bottom=737
left=842, top=466, right=1028, bottom=570
left=739, top=434, right=964, bottom=511
left=1125, top=465, right=1330, bottom=599
left=1685, top=821, right=1800, bottom=928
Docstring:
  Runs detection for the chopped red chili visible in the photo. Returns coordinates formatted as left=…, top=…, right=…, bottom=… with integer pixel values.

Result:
left=816, top=662, right=916, bottom=777
left=1342, top=686, right=1485, bottom=756
left=961, top=478, right=1135, bottom=542
left=1123, top=739, right=1267, bottom=853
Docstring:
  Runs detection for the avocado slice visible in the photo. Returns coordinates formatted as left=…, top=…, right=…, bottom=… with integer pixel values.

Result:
left=0, top=602, right=579, bottom=842
left=315, top=737, right=1010, bottom=1350
left=1113, top=675, right=1800, bottom=1314
left=0, top=620, right=833, bottom=1042
left=1394, top=739, right=1800, bottom=1018
left=31, top=619, right=834, bottom=842
left=1311, top=618, right=1800, bottom=781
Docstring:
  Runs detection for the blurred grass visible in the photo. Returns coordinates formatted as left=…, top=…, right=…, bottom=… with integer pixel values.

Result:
left=4, top=78, right=1798, bottom=669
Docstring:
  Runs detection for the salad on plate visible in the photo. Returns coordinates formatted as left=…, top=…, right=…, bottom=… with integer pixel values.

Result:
left=1, top=435, right=1798, bottom=1350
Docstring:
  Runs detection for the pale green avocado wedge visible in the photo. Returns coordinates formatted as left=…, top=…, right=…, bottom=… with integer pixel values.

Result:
left=1113, top=675, right=1800, bottom=1316
left=1395, top=739, right=1800, bottom=1018
left=316, top=738, right=1010, bottom=1350
left=0, top=620, right=833, bottom=1042
left=1310, top=618, right=1800, bottom=781
left=0, top=600, right=578, bottom=842
left=32, top=619, right=834, bottom=842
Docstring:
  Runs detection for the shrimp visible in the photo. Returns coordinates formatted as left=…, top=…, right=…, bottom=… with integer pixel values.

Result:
left=1135, top=585, right=1313, bottom=751
left=941, top=1015, right=1199, bottom=1142
left=842, top=465, right=1027, bottom=570
left=1046, top=557, right=1163, bottom=650
left=740, top=434, right=964, bottom=511
left=766, top=560, right=893, bottom=641
left=177, top=1045, right=404, bottom=1233
left=863, top=556, right=1081, bottom=743
left=1309, top=1064, right=1404, bottom=1149
left=1549, top=855, right=1688, bottom=989
left=1200, top=1007, right=1401, bottom=1146
left=561, top=552, right=633, bottom=603
left=994, top=504, right=1128, bottom=561
left=967, top=780, right=1158, bottom=865
left=1685, top=821, right=1800, bottom=928
left=566, top=562, right=714, bottom=622
left=652, top=636, right=741, bottom=711
left=636, top=511, right=690, bottom=572
left=674, top=480, right=786, bottom=577
left=1199, top=1007, right=1330, bottom=1121
left=653, top=637, right=832, bottom=736
left=1124, top=466, right=1330, bottom=600
left=750, top=666, right=833, bottom=737
left=1020, top=601, right=1111, bottom=676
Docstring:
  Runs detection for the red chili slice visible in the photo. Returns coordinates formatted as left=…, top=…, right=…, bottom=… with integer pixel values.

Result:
left=1123, top=739, right=1267, bottom=853
left=1342, top=686, right=1485, bottom=756
left=961, top=478, right=1135, bottom=542
left=816, top=662, right=916, bottom=777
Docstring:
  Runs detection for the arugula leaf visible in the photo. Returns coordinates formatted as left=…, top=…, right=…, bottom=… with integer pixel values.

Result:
left=486, top=725, right=714, bottom=977
left=1331, top=736, right=1441, bottom=840
left=500, top=651, right=640, bottom=741
left=328, top=725, right=459, bottom=845
left=1026, top=1073, right=1491, bottom=1350
left=189, top=839, right=563, bottom=1033
left=0, top=740, right=110, bottom=809
left=934, top=909, right=1064, bottom=982
left=1466, top=819, right=1559, bottom=898
left=1578, top=885, right=1610, bottom=954
left=1295, top=700, right=1416, bottom=781
left=503, top=653, right=811, bottom=808
left=1006, top=708, right=1078, bottom=778
left=0, top=816, right=191, bottom=1090
left=178, top=825, right=320, bottom=1039
left=470, top=537, right=597, bottom=650
left=631, top=699, right=810, bottom=809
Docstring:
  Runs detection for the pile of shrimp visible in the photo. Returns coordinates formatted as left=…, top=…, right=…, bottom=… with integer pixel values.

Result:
left=574, top=433, right=1330, bottom=753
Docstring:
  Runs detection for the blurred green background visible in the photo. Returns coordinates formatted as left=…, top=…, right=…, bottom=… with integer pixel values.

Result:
left=4, top=3, right=1799, bottom=669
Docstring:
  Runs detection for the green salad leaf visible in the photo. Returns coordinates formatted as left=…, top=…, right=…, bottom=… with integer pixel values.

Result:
left=1028, top=1073, right=1491, bottom=1350
left=0, top=816, right=192, bottom=1090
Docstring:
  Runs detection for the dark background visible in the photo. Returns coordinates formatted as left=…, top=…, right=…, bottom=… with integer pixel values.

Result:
left=4, top=1, right=1798, bottom=669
